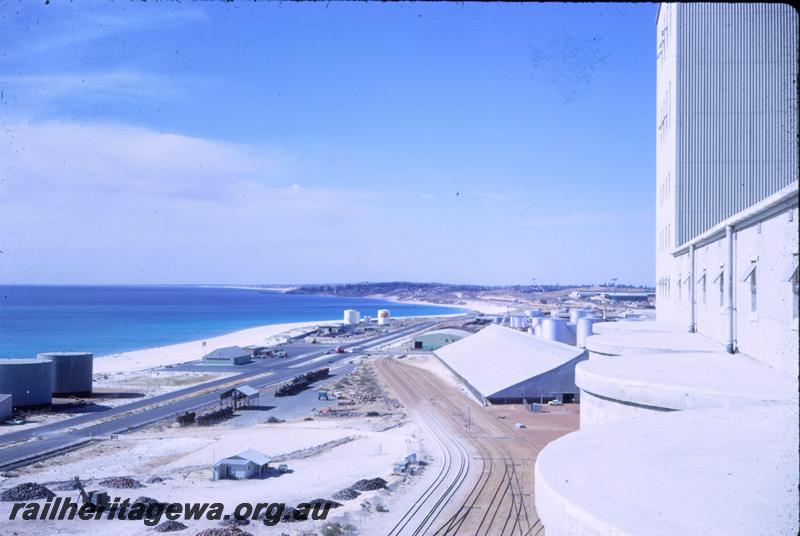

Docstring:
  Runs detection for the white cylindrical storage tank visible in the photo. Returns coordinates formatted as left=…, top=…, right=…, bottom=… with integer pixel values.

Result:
left=576, top=317, right=599, bottom=348
left=534, top=323, right=544, bottom=337
left=530, top=317, right=543, bottom=330
left=0, top=359, right=54, bottom=407
left=377, top=309, right=391, bottom=325
left=542, top=318, right=570, bottom=344
left=569, top=309, right=590, bottom=324
left=37, top=352, right=93, bottom=395
left=509, top=315, right=528, bottom=329
left=343, top=309, right=360, bottom=325
left=526, top=308, right=543, bottom=318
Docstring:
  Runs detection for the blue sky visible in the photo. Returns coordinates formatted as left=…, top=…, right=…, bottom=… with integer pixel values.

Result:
left=0, top=2, right=657, bottom=286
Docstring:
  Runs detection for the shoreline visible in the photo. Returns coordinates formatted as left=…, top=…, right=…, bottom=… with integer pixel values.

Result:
left=93, top=295, right=472, bottom=376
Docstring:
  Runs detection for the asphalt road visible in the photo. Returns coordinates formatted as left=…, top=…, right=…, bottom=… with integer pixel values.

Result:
left=0, top=319, right=442, bottom=470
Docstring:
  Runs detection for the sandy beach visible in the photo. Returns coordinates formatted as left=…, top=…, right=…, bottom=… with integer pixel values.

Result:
left=92, top=295, right=485, bottom=377
left=93, top=320, right=324, bottom=375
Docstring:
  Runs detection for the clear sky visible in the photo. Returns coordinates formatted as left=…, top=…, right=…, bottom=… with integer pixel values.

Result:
left=0, top=2, right=657, bottom=286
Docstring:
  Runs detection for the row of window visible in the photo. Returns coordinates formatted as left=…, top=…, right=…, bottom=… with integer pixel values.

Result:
left=659, top=257, right=799, bottom=319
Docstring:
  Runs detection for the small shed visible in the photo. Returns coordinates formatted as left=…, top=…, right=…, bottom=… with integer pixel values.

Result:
left=202, top=346, right=252, bottom=365
left=213, top=449, right=271, bottom=480
left=220, top=385, right=260, bottom=409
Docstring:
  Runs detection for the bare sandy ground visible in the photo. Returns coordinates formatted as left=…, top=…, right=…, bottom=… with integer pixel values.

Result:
left=0, top=394, right=432, bottom=535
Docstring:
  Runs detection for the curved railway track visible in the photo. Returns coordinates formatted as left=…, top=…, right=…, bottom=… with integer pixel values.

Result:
left=375, top=358, right=545, bottom=536
left=383, top=362, right=472, bottom=536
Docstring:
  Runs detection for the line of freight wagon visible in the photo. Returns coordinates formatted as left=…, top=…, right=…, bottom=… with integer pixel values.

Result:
left=274, top=367, right=329, bottom=397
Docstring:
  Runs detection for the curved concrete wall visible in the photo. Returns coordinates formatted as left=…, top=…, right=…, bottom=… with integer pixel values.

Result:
left=579, top=390, right=671, bottom=428
left=37, top=352, right=93, bottom=395
left=0, top=359, right=54, bottom=407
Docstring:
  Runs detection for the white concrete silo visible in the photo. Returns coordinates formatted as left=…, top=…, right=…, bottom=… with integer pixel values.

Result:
left=343, top=310, right=360, bottom=325
left=569, top=309, right=590, bottom=324
left=509, top=315, right=529, bottom=329
left=377, top=309, right=391, bottom=325
left=542, top=318, right=572, bottom=344
left=576, top=317, right=599, bottom=348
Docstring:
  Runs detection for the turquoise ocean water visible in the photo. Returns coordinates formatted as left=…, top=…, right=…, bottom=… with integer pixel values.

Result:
left=0, top=285, right=463, bottom=358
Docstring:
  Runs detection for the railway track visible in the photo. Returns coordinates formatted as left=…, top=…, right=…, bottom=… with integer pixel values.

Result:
left=382, top=361, right=472, bottom=536
left=375, top=358, right=543, bottom=536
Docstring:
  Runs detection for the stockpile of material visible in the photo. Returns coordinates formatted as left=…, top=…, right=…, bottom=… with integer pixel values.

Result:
left=352, top=477, right=388, bottom=491
left=332, top=488, right=361, bottom=501
left=98, top=476, right=144, bottom=489
left=0, top=482, right=56, bottom=501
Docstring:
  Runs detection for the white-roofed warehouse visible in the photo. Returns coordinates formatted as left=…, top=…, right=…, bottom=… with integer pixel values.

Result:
left=436, top=324, right=588, bottom=405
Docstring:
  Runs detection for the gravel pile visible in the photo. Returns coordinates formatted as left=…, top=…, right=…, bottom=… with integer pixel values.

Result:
left=155, top=520, right=188, bottom=532
left=219, top=517, right=250, bottom=526
left=332, top=488, right=361, bottom=501
left=132, top=496, right=165, bottom=509
left=146, top=476, right=166, bottom=484
left=280, top=507, right=306, bottom=522
left=194, top=528, right=253, bottom=536
left=352, top=477, right=387, bottom=491
left=98, top=477, right=143, bottom=489
left=307, top=498, right=342, bottom=509
left=1, top=483, right=56, bottom=501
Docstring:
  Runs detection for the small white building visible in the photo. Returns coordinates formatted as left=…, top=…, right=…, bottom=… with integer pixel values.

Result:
left=213, top=449, right=271, bottom=480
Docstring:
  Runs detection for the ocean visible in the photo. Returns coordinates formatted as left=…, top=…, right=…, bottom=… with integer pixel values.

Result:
left=0, top=285, right=464, bottom=358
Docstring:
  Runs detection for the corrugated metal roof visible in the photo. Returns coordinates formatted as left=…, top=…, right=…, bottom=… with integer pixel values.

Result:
left=234, top=385, right=259, bottom=397
left=204, top=346, right=250, bottom=359
left=674, top=3, right=798, bottom=245
left=418, top=328, right=473, bottom=339
left=436, top=324, right=585, bottom=397
left=220, top=384, right=259, bottom=398
left=216, top=448, right=271, bottom=466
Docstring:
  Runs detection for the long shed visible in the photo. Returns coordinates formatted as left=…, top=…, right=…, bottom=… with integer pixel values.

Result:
left=436, top=324, right=587, bottom=405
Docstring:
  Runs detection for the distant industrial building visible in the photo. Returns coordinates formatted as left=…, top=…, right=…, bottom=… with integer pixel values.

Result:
left=213, top=449, right=271, bottom=480
left=219, top=385, right=260, bottom=409
left=412, top=328, right=472, bottom=351
left=436, top=324, right=587, bottom=404
left=202, top=346, right=252, bottom=366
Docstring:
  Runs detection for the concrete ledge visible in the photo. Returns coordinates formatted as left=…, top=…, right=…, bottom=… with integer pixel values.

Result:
left=535, top=405, right=800, bottom=536
left=586, top=322, right=724, bottom=357
left=576, top=352, right=797, bottom=426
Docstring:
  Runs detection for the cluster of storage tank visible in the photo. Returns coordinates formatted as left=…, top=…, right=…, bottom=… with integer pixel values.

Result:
left=0, top=352, right=93, bottom=408
left=526, top=309, right=599, bottom=348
